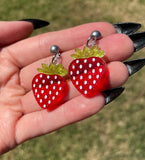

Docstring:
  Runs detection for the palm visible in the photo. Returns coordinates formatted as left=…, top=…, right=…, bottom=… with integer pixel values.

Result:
left=0, top=21, right=134, bottom=154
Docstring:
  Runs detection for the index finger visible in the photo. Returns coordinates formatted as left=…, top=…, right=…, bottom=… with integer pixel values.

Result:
left=2, top=22, right=116, bottom=68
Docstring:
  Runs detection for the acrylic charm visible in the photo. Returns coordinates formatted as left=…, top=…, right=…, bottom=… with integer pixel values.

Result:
left=69, top=31, right=107, bottom=97
left=32, top=45, right=68, bottom=110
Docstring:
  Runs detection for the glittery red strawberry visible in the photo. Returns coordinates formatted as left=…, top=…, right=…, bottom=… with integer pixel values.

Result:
left=69, top=46, right=107, bottom=97
left=32, top=63, right=68, bottom=110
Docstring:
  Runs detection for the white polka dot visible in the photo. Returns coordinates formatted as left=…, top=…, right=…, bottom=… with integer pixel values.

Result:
left=84, top=70, right=87, bottom=74
left=52, top=96, right=55, bottom=100
left=58, top=81, right=60, bottom=85
left=96, top=75, right=99, bottom=79
left=42, top=80, right=45, bottom=84
left=43, top=104, right=46, bottom=108
left=47, top=75, right=50, bottom=79
left=76, top=60, right=79, bottom=64
left=39, top=84, right=42, bottom=88
left=73, top=76, right=76, bottom=80
left=40, top=99, right=43, bottom=103
left=97, top=63, right=100, bottom=67
left=59, top=87, right=62, bottom=90
left=46, top=85, right=48, bottom=89
left=41, top=90, right=44, bottom=94
left=76, top=70, right=79, bottom=75
left=54, top=75, right=57, bottom=79
left=89, top=85, right=92, bottom=90
left=37, top=94, right=40, bottom=98
left=40, top=74, right=43, bottom=78
left=93, top=80, right=96, bottom=84
left=35, top=89, right=37, bottom=93
left=88, top=75, right=92, bottom=79
left=44, top=95, right=47, bottom=99
left=80, top=86, right=83, bottom=90
left=72, top=65, right=75, bottom=69
left=92, top=58, right=96, bottom=62
left=53, top=86, right=56, bottom=90
left=50, top=80, right=53, bottom=84
left=89, top=64, right=92, bottom=68
left=33, top=84, right=36, bottom=88
left=35, top=79, right=38, bottom=82
left=84, top=90, right=87, bottom=94
left=84, top=59, right=87, bottom=63
left=99, top=68, right=102, bottom=73
left=84, top=80, right=87, bottom=85
left=56, top=91, right=59, bottom=95
left=70, top=71, right=73, bottom=75
left=48, top=100, right=51, bottom=104
left=92, top=69, right=95, bottom=73
left=49, top=91, right=52, bottom=95
left=80, top=75, right=83, bottom=80
left=76, top=81, right=79, bottom=85
left=79, top=64, right=83, bottom=69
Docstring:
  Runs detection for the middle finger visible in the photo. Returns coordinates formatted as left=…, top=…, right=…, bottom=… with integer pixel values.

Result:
left=20, top=33, right=133, bottom=91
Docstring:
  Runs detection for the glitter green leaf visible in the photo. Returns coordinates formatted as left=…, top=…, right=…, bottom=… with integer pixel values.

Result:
left=37, top=63, right=67, bottom=76
left=71, top=45, right=105, bottom=59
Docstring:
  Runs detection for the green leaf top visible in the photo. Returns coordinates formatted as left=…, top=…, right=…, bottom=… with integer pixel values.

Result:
left=71, top=45, right=105, bottom=59
left=37, top=63, right=68, bottom=77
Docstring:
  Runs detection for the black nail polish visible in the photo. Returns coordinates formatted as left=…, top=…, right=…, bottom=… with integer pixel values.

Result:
left=19, top=19, right=50, bottom=29
left=129, top=31, right=145, bottom=52
left=113, top=22, right=141, bottom=35
left=124, top=58, right=145, bottom=76
left=102, top=87, right=125, bottom=105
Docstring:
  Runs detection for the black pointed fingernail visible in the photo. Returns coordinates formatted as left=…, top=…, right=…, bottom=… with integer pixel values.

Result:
left=124, top=58, right=145, bottom=76
left=129, top=31, right=145, bottom=52
left=102, top=87, right=125, bottom=105
left=19, top=19, right=50, bottom=29
left=113, top=22, right=141, bottom=35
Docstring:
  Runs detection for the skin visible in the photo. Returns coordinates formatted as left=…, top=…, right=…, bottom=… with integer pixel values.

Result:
left=0, top=21, right=134, bottom=154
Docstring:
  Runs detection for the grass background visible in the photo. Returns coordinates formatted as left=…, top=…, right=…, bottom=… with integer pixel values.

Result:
left=1, top=0, right=145, bottom=159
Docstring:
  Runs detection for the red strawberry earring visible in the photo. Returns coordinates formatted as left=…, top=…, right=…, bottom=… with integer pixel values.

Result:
left=32, top=45, right=68, bottom=110
left=69, top=31, right=108, bottom=97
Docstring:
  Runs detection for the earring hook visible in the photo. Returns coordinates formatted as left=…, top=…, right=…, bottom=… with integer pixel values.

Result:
left=50, top=45, right=61, bottom=64
left=86, top=31, right=101, bottom=47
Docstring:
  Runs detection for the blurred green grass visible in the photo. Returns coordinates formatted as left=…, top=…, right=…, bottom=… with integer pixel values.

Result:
left=1, top=0, right=145, bottom=159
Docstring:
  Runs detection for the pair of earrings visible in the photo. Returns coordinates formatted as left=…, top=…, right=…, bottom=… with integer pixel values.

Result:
left=32, top=31, right=107, bottom=110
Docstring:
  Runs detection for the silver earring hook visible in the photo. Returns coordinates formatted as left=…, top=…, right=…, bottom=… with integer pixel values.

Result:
left=86, top=31, right=101, bottom=47
left=50, top=45, right=61, bottom=64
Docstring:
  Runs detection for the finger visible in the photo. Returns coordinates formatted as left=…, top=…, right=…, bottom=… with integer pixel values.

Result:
left=2, top=22, right=116, bottom=67
left=0, top=21, right=34, bottom=46
left=16, top=93, right=105, bottom=144
left=20, top=33, right=133, bottom=91
left=21, top=61, right=128, bottom=114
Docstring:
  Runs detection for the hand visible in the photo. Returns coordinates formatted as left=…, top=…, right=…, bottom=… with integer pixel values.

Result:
left=0, top=20, right=143, bottom=154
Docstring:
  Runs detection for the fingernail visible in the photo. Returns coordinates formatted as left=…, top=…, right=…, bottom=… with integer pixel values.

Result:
left=124, top=58, right=145, bottom=76
left=19, top=19, right=50, bottom=29
left=102, top=87, right=125, bottom=105
left=129, top=31, right=145, bottom=52
left=113, top=22, right=141, bottom=35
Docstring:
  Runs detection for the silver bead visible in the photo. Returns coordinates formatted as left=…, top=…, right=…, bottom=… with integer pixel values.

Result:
left=50, top=45, right=59, bottom=54
left=91, top=31, right=101, bottom=39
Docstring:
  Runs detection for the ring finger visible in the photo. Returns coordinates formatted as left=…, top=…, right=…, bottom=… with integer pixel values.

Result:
left=21, top=61, right=128, bottom=114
